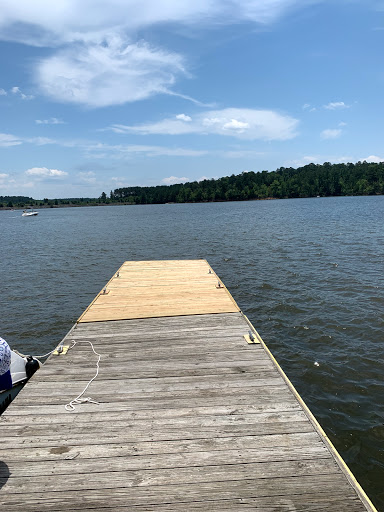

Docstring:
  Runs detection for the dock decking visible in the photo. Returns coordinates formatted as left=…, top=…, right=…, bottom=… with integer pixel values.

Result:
left=0, top=260, right=376, bottom=511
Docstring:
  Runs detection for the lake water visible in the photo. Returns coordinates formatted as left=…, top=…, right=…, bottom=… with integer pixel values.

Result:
left=1, top=196, right=383, bottom=509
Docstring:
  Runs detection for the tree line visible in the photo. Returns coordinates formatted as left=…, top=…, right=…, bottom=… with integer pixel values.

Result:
left=108, top=161, right=384, bottom=204
left=1, top=161, right=383, bottom=208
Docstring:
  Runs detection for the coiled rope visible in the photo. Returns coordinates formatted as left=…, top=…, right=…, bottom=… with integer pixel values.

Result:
left=64, top=340, right=101, bottom=412
left=14, top=338, right=101, bottom=412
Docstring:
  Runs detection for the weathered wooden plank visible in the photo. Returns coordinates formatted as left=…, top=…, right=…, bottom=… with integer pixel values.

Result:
left=1, top=435, right=332, bottom=477
left=26, top=358, right=276, bottom=382
left=0, top=494, right=366, bottom=512
left=72, top=322, right=248, bottom=338
left=74, top=311, right=247, bottom=330
left=62, top=313, right=255, bottom=343
left=38, top=355, right=272, bottom=372
left=55, top=341, right=261, bottom=357
left=0, top=432, right=320, bottom=462
left=1, top=410, right=304, bottom=434
left=11, top=372, right=283, bottom=397
left=29, top=364, right=276, bottom=382
left=55, top=344, right=259, bottom=361
left=1, top=408, right=309, bottom=432
left=60, top=340, right=259, bottom=353
left=44, top=346, right=262, bottom=368
left=1, top=458, right=338, bottom=493
left=105, top=495, right=368, bottom=512
left=70, top=326, right=251, bottom=339
left=1, top=402, right=303, bottom=427
left=0, top=474, right=361, bottom=511
left=2, top=421, right=313, bottom=454
left=1, top=403, right=306, bottom=434
left=3, top=388, right=298, bottom=417
left=9, top=382, right=290, bottom=407
left=69, top=330, right=250, bottom=342
left=65, top=331, right=255, bottom=346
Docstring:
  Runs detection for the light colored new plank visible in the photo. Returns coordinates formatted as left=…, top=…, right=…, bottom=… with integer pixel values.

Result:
left=78, top=259, right=238, bottom=322
left=80, top=304, right=239, bottom=322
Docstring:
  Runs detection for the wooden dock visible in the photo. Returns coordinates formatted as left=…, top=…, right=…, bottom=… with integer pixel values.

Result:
left=0, top=260, right=376, bottom=511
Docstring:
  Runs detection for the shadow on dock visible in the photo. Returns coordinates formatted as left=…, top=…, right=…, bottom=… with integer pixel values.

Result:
left=0, top=461, right=10, bottom=489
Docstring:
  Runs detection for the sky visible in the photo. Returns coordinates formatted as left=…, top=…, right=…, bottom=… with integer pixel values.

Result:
left=0, top=0, right=383, bottom=199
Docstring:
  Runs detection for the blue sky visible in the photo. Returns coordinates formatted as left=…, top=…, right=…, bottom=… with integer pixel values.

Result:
left=0, top=0, right=383, bottom=198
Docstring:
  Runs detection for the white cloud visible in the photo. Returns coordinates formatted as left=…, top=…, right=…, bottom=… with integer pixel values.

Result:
left=78, top=171, right=97, bottom=183
left=25, top=167, right=68, bottom=177
left=10, top=86, right=34, bottom=100
left=37, top=37, right=186, bottom=107
left=222, top=119, right=249, bottom=132
left=338, top=121, right=347, bottom=126
left=324, top=101, right=350, bottom=110
left=175, top=114, right=192, bottom=122
left=0, top=133, right=23, bottom=147
left=84, top=140, right=268, bottom=160
left=321, top=128, right=342, bottom=139
left=111, top=176, right=130, bottom=188
left=0, top=1, right=322, bottom=108
left=0, top=88, right=7, bottom=96
left=0, top=1, right=319, bottom=47
left=288, top=155, right=354, bottom=167
left=0, top=132, right=58, bottom=147
left=302, top=103, right=316, bottom=111
left=290, top=155, right=322, bottom=166
left=0, top=173, right=9, bottom=179
left=86, top=142, right=208, bottom=158
left=26, top=136, right=57, bottom=145
left=162, top=176, right=190, bottom=184
left=109, top=108, right=299, bottom=141
left=0, top=133, right=57, bottom=147
left=35, top=118, right=65, bottom=124
left=361, top=155, right=384, bottom=163
left=21, top=91, right=34, bottom=100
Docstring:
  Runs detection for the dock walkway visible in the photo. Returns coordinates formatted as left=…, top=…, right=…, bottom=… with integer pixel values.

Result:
left=0, top=260, right=376, bottom=510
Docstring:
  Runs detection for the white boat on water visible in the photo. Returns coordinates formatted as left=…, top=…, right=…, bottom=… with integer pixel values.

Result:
left=22, top=209, right=38, bottom=217
left=0, top=339, right=40, bottom=415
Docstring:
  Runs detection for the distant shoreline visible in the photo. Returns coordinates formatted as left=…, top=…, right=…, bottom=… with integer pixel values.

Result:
left=2, top=162, right=384, bottom=208
left=1, top=194, right=384, bottom=212
left=0, top=198, right=277, bottom=210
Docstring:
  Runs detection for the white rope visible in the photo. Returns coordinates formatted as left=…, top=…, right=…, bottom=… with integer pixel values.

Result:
left=14, top=346, right=59, bottom=359
left=33, top=348, right=59, bottom=359
left=64, top=340, right=101, bottom=412
left=24, top=324, right=78, bottom=360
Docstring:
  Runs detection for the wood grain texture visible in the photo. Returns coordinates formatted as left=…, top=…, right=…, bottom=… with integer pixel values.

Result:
left=0, top=261, right=374, bottom=511
left=78, top=259, right=239, bottom=322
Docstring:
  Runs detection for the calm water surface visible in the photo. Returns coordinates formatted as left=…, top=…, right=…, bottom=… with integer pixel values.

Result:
left=1, top=196, right=383, bottom=509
